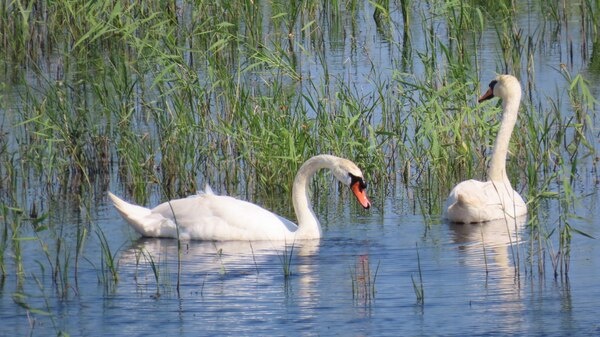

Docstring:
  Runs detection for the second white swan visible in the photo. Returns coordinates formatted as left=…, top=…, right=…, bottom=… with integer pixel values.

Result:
left=108, top=154, right=371, bottom=241
left=445, top=74, right=527, bottom=223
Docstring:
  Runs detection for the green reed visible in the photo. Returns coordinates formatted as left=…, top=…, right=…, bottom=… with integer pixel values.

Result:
left=33, top=223, right=71, bottom=299
left=411, top=243, right=424, bottom=305
left=277, top=242, right=296, bottom=279
left=96, top=228, right=119, bottom=291
left=13, top=273, right=68, bottom=337
left=517, top=65, right=596, bottom=278
left=2, top=205, right=25, bottom=283
left=140, top=248, right=162, bottom=297
left=0, top=204, right=11, bottom=280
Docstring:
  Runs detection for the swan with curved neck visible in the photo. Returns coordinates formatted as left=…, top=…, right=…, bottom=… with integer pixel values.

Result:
left=108, top=155, right=371, bottom=240
left=445, top=74, right=527, bottom=223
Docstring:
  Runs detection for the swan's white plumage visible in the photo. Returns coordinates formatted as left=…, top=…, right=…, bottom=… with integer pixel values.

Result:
left=445, top=75, right=527, bottom=223
left=109, top=155, right=371, bottom=241
left=445, top=179, right=527, bottom=223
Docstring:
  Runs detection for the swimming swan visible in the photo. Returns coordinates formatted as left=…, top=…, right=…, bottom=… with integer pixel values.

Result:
left=445, top=74, right=527, bottom=223
left=108, top=154, right=371, bottom=240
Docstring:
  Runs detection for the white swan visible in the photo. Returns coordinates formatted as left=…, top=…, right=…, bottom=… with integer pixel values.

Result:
left=108, top=154, right=371, bottom=240
left=445, top=74, right=527, bottom=223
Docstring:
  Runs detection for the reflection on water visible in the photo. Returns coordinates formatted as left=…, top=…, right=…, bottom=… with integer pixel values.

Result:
left=448, top=217, right=527, bottom=335
left=1, top=211, right=599, bottom=336
left=93, top=214, right=596, bottom=336
left=112, top=238, right=325, bottom=335
left=119, top=238, right=320, bottom=295
left=449, top=216, right=526, bottom=274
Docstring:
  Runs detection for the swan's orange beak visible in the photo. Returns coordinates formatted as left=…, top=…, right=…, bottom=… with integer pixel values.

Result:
left=478, top=87, right=494, bottom=103
left=351, top=181, right=371, bottom=209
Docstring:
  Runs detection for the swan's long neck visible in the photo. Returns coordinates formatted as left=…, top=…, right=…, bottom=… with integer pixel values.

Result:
left=291, top=156, right=334, bottom=239
left=488, top=93, right=521, bottom=183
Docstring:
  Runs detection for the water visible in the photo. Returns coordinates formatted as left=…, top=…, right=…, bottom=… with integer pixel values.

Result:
left=3, top=200, right=599, bottom=336
left=1, top=1, right=600, bottom=336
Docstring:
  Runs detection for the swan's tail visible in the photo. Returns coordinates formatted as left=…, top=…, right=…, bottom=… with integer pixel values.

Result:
left=108, top=192, right=169, bottom=237
left=196, top=184, right=216, bottom=196
left=456, top=192, right=482, bottom=207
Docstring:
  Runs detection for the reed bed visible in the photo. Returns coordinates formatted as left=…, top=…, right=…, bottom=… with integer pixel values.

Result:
left=0, top=0, right=598, bottom=330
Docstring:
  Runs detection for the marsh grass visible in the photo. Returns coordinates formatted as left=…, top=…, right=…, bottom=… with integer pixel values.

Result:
left=0, top=204, right=13, bottom=280
left=95, top=228, right=119, bottom=292
left=12, top=274, right=68, bottom=337
left=277, top=242, right=296, bottom=279
left=2, top=206, right=73, bottom=335
left=130, top=244, right=182, bottom=297
left=34, top=224, right=72, bottom=298
left=411, top=243, right=424, bottom=305
left=141, top=248, right=162, bottom=297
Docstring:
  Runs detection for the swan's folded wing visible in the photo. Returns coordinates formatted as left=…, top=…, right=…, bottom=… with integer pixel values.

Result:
left=445, top=180, right=490, bottom=223
left=151, top=194, right=298, bottom=241
left=446, top=180, right=526, bottom=223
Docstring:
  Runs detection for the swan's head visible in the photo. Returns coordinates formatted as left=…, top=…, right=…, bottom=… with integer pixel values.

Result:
left=478, top=74, right=522, bottom=103
left=332, top=158, right=371, bottom=210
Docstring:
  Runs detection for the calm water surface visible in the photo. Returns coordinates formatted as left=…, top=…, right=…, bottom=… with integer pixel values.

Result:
left=3, top=197, right=599, bottom=336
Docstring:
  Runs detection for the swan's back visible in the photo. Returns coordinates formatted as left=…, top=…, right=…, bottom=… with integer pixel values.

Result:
left=154, top=194, right=299, bottom=240
left=108, top=192, right=299, bottom=240
left=445, top=179, right=526, bottom=223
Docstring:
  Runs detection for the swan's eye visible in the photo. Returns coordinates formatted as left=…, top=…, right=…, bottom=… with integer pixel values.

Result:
left=349, top=173, right=367, bottom=191
left=489, top=80, right=498, bottom=90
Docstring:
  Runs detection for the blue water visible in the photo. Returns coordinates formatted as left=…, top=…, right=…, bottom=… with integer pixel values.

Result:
left=3, top=196, right=598, bottom=336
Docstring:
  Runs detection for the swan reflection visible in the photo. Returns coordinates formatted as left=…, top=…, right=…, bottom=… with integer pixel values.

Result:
left=449, top=215, right=526, bottom=273
left=118, top=238, right=320, bottom=296
left=449, top=216, right=527, bottom=333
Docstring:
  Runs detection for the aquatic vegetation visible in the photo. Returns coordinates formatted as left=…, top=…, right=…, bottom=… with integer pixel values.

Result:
left=140, top=248, right=162, bottom=297
left=96, top=227, right=120, bottom=292
left=277, top=242, right=296, bottom=279
left=411, top=243, right=424, bottom=305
